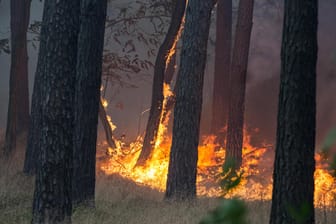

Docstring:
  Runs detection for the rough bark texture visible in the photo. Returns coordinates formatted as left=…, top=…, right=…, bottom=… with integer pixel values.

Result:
left=4, top=0, right=31, bottom=155
left=31, top=1, right=79, bottom=223
left=165, top=0, right=215, bottom=200
left=210, top=0, right=232, bottom=143
left=270, top=1, right=317, bottom=223
left=72, top=0, right=107, bottom=205
left=225, top=0, right=254, bottom=167
left=136, top=0, right=186, bottom=166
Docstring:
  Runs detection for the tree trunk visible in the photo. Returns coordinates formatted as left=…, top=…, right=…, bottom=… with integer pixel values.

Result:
left=99, top=100, right=117, bottom=149
left=4, top=0, right=30, bottom=156
left=72, top=0, right=107, bottom=206
left=31, top=1, right=79, bottom=223
left=210, top=0, right=232, bottom=144
left=225, top=0, right=254, bottom=168
left=136, top=0, right=186, bottom=166
left=165, top=0, right=215, bottom=200
left=270, top=1, right=317, bottom=223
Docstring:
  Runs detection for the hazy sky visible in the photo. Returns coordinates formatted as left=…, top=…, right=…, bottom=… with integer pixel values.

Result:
left=0, top=0, right=335, bottom=145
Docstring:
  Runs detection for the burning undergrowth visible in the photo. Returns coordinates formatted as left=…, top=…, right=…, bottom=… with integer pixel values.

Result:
left=98, top=128, right=336, bottom=208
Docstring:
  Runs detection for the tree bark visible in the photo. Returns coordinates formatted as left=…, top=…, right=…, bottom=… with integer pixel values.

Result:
left=210, top=0, right=232, bottom=144
left=72, top=0, right=107, bottom=206
left=136, top=0, right=186, bottom=166
left=4, top=0, right=31, bottom=156
left=165, top=0, right=215, bottom=200
left=270, top=0, right=317, bottom=223
left=31, top=1, right=80, bottom=223
left=225, top=0, right=254, bottom=168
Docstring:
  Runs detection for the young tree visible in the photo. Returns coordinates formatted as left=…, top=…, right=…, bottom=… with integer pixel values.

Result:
left=225, top=0, right=254, bottom=167
left=31, top=0, right=80, bottom=223
left=72, top=0, right=107, bottom=205
left=210, top=0, right=232, bottom=143
left=136, top=0, right=187, bottom=166
left=4, top=0, right=31, bottom=155
left=270, top=0, right=317, bottom=223
left=165, top=0, right=215, bottom=200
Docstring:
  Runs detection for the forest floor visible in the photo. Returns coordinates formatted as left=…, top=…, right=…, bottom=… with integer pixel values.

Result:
left=0, top=134, right=335, bottom=224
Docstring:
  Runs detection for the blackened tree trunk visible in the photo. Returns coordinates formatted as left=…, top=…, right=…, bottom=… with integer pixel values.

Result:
left=210, top=0, right=232, bottom=143
left=165, top=0, right=215, bottom=200
left=270, top=1, right=317, bottom=223
left=136, top=0, right=186, bottom=166
left=225, top=0, right=254, bottom=167
left=4, top=0, right=30, bottom=155
left=98, top=100, right=117, bottom=149
left=72, top=0, right=107, bottom=206
left=31, top=1, right=79, bottom=223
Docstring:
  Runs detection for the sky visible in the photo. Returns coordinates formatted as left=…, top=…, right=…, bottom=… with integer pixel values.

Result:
left=0, top=0, right=335, bottom=147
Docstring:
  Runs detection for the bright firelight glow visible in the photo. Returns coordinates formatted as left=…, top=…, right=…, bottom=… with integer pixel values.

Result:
left=99, top=84, right=336, bottom=208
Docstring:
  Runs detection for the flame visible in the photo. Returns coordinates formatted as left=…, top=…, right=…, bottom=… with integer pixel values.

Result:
left=154, top=83, right=173, bottom=148
left=165, top=13, right=184, bottom=68
left=99, top=87, right=336, bottom=208
left=100, top=127, right=336, bottom=208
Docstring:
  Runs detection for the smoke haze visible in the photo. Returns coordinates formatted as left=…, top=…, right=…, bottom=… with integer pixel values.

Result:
left=0, top=0, right=335, bottom=147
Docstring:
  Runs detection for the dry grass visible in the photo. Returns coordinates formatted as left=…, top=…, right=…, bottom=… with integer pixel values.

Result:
left=0, top=135, right=335, bottom=224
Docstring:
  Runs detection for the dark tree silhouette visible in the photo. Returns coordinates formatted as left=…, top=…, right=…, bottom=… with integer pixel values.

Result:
left=210, top=0, right=232, bottom=143
left=165, top=0, right=215, bottom=200
left=136, top=0, right=187, bottom=166
left=270, top=0, right=317, bottom=223
left=4, top=0, right=30, bottom=155
left=31, top=0, right=80, bottom=223
left=225, top=0, right=254, bottom=167
left=72, top=0, right=107, bottom=206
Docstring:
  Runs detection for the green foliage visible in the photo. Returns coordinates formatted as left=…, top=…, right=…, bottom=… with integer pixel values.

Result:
left=287, top=202, right=311, bottom=224
left=218, top=158, right=244, bottom=195
left=321, top=127, right=336, bottom=177
left=200, top=199, right=247, bottom=224
left=321, top=128, right=336, bottom=154
left=200, top=159, right=247, bottom=224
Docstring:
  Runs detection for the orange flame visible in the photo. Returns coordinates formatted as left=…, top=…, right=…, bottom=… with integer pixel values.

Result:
left=100, top=128, right=336, bottom=208
left=99, top=88, right=336, bottom=208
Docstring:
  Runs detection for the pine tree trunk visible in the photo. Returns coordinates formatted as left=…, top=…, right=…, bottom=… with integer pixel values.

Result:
left=31, top=1, right=80, bottom=223
left=165, top=0, right=215, bottom=200
left=270, top=1, right=317, bottom=223
left=225, top=0, right=254, bottom=167
left=72, top=0, right=107, bottom=206
left=4, top=0, right=31, bottom=156
left=210, top=0, right=232, bottom=144
left=136, top=0, right=186, bottom=166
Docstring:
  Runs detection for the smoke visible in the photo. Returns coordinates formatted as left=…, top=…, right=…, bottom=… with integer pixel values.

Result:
left=245, top=0, right=336, bottom=146
left=0, top=0, right=335, bottom=146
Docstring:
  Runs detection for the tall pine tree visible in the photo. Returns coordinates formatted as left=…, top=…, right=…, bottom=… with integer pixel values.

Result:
left=165, top=0, right=215, bottom=200
left=31, top=0, right=80, bottom=223
left=270, top=0, right=318, bottom=223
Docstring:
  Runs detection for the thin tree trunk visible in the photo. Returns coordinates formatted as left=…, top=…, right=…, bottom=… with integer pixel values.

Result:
left=225, top=0, right=254, bottom=168
left=136, top=0, right=186, bottom=166
left=31, top=0, right=79, bottom=223
left=270, top=0, right=317, bottom=223
left=210, top=0, right=232, bottom=144
left=72, top=0, right=107, bottom=205
left=165, top=0, right=215, bottom=200
left=4, top=0, right=30, bottom=156
left=99, top=100, right=117, bottom=149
